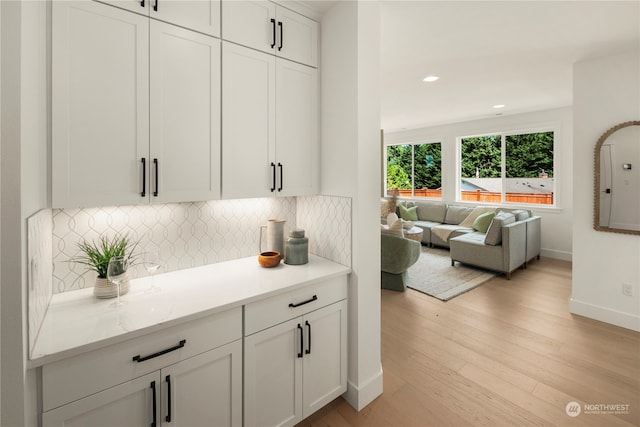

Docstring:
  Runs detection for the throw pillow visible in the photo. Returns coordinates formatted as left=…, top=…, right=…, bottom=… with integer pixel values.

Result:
left=381, top=219, right=404, bottom=238
left=472, top=212, right=496, bottom=233
left=444, top=205, right=474, bottom=224
left=398, top=204, right=418, bottom=221
left=484, top=212, right=516, bottom=246
left=386, top=212, right=399, bottom=225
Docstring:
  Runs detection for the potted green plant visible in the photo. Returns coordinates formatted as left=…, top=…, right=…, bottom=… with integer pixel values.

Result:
left=71, top=234, right=140, bottom=299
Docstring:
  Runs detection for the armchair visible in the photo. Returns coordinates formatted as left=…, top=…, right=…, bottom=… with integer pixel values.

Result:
left=381, top=233, right=421, bottom=291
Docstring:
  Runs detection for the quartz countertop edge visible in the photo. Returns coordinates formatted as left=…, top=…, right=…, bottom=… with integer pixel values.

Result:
left=28, top=254, right=351, bottom=368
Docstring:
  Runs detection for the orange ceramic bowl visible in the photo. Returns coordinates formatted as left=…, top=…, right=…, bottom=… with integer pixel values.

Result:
left=258, top=251, right=282, bottom=268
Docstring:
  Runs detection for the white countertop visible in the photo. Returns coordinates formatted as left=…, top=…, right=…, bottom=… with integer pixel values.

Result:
left=29, top=255, right=350, bottom=367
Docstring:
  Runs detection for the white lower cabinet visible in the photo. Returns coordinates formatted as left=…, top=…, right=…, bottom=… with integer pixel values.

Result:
left=42, top=309, right=242, bottom=427
left=244, top=278, right=348, bottom=427
left=42, top=371, right=158, bottom=427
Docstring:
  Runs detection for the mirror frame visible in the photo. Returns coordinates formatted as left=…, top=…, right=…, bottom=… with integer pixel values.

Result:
left=593, top=120, right=640, bottom=235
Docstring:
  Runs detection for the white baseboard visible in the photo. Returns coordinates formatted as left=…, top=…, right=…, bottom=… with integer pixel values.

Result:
left=541, top=248, right=572, bottom=262
left=343, top=365, right=384, bottom=411
left=569, top=298, right=640, bottom=332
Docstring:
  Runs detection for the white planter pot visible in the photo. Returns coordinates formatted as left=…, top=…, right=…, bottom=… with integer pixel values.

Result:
left=93, top=274, right=131, bottom=299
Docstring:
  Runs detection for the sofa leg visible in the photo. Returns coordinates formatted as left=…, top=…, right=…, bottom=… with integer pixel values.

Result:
left=506, top=271, right=511, bottom=280
left=451, top=259, right=455, bottom=267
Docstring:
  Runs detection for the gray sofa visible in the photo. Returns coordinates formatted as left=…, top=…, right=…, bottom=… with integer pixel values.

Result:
left=382, top=200, right=541, bottom=279
left=449, top=211, right=532, bottom=279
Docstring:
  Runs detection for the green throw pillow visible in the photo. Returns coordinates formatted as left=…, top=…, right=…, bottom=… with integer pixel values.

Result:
left=398, top=204, right=418, bottom=221
left=472, top=211, right=495, bottom=233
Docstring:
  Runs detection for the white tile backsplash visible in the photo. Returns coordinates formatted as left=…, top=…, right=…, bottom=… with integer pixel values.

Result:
left=297, top=195, right=352, bottom=267
left=53, top=198, right=297, bottom=293
left=42, top=195, right=350, bottom=294
left=28, top=209, right=53, bottom=355
left=51, top=196, right=351, bottom=293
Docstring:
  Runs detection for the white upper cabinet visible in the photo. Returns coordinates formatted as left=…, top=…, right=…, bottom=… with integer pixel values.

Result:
left=96, top=0, right=221, bottom=37
left=52, top=1, right=150, bottom=208
left=275, top=59, right=318, bottom=197
left=52, top=1, right=221, bottom=208
left=221, top=42, right=318, bottom=199
left=150, top=21, right=221, bottom=203
left=221, top=43, right=276, bottom=199
left=222, top=0, right=318, bottom=67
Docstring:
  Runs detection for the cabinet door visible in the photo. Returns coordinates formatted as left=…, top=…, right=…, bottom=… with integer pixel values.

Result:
left=221, top=42, right=276, bottom=199
left=162, top=340, right=242, bottom=426
left=244, top=318, right=302, bottom=427
left=52, top=1, right=149, bottom=208
left=221, top=0, right=275, bottom=53
left=275, top=7, right=318, bottom=67
left=153, top=0, right=221, bottom=37
left=302, top=300, right=348, bottom=418
left=42, top=371, right=160, bottom=427
left=150, top=21, right=221, bottom=203
left=275, top=60, right=318, bottom=196
left=97, top=0, right=221, bottom=36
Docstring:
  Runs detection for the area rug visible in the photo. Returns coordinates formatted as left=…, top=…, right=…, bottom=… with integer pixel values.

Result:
left=407, top=246, right=496, bottom=301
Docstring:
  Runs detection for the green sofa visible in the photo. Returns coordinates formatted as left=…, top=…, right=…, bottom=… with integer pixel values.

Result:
left=381, top=233, right=421, bottom=291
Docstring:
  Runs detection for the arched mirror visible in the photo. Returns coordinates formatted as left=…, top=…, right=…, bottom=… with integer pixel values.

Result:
left=594, top=121, right=640, bottom=235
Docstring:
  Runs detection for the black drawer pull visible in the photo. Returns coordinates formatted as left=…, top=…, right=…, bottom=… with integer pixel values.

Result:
left=150, top=380, right=157, bottom=427
left=141, top=158, right=146, bottom=197
left=165, top=375, right=172, bottom=422
left=297, top=323, right=303, bottom=358
left=153, top=158, right=159, bottom=197
left=132, top=340, right=186, bottom=363
left=288, top=295, right=317, bottom=308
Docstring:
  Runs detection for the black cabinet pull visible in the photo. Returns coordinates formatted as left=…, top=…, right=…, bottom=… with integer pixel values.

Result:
left=140, top=0, right=145, bottom=7
left=288, top=295, right=317, bottom=308
left=141, top=158, right=147, bottom=197
left=150, top=381, right=157, bottom=427
left=297, top=324, right=303, bottom=358
left=278, top=21, right=283, bottom=51
left=277, top=162, right=283, bottom=192
left=153, top=158, right=159, bottom=197
left=305, top=320, right=311, bottom=355
left=270, top=162, right=276, bottom=192
left=165, top=375, right=172, bottom=422
left=132, top=340, right=186, bottom=363
left=270, top=18, right=276, bottom=48
left=153, top=0, right=158, bottom=11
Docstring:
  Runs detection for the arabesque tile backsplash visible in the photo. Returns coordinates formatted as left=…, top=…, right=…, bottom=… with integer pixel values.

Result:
left=51, top=195, right=351, bottom=293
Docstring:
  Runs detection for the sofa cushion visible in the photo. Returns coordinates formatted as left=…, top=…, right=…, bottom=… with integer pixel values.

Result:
left=399, top=204, right=418, bottom=221
left=511, top=209, right=530, bottom=221
left=416, top=202, right=446, bottom=223
left=444, top=205, right=474, bottom=225
left=484, top=212, right=516, bottom=245
left=472, top=211, right=496, bottom=233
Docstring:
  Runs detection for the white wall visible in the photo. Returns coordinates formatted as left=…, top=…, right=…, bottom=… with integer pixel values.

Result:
left=572, top=49, right=640, bottom=332
left=385, top=107, right=574, bottom=261
left=1, top=0, right=48, bottom=424
left=321, top=1, right=383, bottom=410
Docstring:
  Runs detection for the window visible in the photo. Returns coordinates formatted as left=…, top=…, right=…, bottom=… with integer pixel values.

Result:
left=386, top=142, right=442, bottom=198
left=460, top=131, right=554, bottom=205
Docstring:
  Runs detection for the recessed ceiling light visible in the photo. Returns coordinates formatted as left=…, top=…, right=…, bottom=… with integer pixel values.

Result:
left=423, top=76, right=439, bottom=82
left=493, top=104, right=505, bottom=109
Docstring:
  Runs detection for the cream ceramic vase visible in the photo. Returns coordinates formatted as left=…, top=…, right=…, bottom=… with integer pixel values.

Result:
left=259, top=219, right=286, bottom=256
left=93, top=273, right=131, bottom=299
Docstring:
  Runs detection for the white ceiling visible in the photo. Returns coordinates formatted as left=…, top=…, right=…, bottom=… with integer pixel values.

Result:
left=380, top=1, right=640, bottom=131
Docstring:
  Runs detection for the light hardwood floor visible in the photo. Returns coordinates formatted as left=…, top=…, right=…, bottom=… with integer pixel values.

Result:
left=297, top=257, right=640, bottom=427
